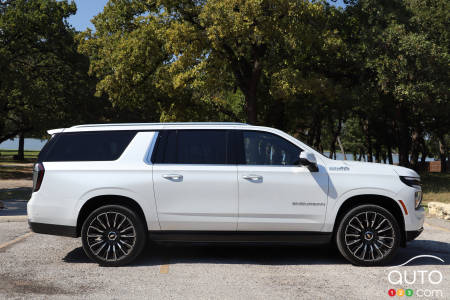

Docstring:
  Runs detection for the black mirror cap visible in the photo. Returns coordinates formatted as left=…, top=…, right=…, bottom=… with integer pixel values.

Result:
left=299, top=157, right=311, bottom=166
left=299, top=158, right=318, bottom=172
left=307, top=164, right=319, bottom=172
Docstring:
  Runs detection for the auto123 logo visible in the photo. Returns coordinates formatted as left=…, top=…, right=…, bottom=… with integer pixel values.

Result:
left=386, top=255, right=445, bottom=298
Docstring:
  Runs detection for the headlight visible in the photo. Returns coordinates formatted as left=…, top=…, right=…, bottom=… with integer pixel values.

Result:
left=399, top=176, right=421, bottom=188
left=414, top=191, right=423, bottom=208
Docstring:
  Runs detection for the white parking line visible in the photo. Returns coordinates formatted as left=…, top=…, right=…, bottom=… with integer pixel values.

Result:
left=0, top=232, right=33, bottom=250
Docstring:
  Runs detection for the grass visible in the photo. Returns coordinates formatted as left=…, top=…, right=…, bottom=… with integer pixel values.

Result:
left=0, top=149, right=39, bottom=163
left=420, top=172, right=450, bottom=205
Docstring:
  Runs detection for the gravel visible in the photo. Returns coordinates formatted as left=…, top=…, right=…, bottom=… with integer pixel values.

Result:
left=0, top=219, right=449, bottom=299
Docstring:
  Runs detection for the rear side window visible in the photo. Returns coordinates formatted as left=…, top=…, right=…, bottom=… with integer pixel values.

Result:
left=42, top=131, right=136, bottom=162
left=37, top=134, right=59, bottom=162
left=153, top=130, right=229, bottom=164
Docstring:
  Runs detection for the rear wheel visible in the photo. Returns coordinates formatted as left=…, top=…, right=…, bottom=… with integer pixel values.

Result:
left=81, top=205, right=146, bottom=266
left=336, top=204, right=401, bottom=266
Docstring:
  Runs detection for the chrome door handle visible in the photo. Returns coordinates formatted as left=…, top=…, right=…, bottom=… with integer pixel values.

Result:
left=242, top=175, right=263, bottom=181
left=162, top=174, right=183, bottom=181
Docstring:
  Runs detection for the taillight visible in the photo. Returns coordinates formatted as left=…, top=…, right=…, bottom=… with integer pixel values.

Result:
left=32, top=163, right=45, bottom=192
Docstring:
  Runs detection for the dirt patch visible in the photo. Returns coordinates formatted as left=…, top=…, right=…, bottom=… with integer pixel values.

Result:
left=0, top=180, right=32, bottom=189
left=0, top=274, right=72, bottom=296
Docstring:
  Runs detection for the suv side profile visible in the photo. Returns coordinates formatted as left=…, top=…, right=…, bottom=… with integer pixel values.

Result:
left=28, top=123, right=425, bottom=266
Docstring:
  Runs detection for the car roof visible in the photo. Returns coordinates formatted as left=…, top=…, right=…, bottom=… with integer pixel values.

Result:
left=49, top=122, right=251, bottom=134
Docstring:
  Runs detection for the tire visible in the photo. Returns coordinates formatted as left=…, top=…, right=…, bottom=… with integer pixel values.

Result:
left=81, top=205, right=147, bottom=267
left=336, top=204, right=401, bottom=266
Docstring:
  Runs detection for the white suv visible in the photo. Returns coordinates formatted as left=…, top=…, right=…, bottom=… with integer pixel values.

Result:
left=27, top=123, right=425, bottom=266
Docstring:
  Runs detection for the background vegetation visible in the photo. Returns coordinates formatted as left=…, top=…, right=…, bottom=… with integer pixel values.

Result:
left=0, top=0, right=448, bottom=171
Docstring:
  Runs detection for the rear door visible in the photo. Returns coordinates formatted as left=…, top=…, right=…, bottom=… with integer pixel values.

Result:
left=236, top=130, right=329, bottom=231
left=152, top=130, right=238, bottom=230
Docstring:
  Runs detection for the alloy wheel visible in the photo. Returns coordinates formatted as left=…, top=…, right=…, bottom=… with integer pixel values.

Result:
left=344, top=211, right=395, bottom=262
left=86, top=212, right=136, bottom=262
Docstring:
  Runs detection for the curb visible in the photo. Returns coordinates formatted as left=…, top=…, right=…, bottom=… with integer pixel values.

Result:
left=0, top=215, right=27, bottom=223
left=428, top=202, right=450, bottom=221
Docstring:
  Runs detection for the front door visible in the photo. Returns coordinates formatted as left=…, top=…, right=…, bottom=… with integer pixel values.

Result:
left=152, top=130, right=238, bottom=231
left=236, top=130, right=329, bottom=231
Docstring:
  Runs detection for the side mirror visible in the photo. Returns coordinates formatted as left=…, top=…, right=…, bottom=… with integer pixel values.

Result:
left=299, top=151, right=318, bottom=172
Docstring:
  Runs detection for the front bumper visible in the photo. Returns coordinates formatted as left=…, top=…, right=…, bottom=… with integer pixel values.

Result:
left=406, top=227, right=423, bottom=242
left=28, top=221, right=77, bottom=238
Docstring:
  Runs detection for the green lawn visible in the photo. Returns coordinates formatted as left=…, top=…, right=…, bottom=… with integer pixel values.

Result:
left=420, top=172, right=450, bottom=205
left=0, top=149, right=39, bottom=163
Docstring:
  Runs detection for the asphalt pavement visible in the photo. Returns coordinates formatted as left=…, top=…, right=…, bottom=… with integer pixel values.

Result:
left=0, top=215, right=449, bottom=299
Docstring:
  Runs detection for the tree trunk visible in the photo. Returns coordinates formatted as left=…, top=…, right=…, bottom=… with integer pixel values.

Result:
left=363, top=119, right=373, bottom=162
left=382, top=152, right=387, bottom=164
left=439, top=136, right=447, bottom=173
left=328, top=118, right=342, bottom=160
left=420, top=137, right=428, bottom=164
left=17, top=133, right=25, bottom=161
left=328, top=150, right=334, bottom=159
left=313, top=120, right=323, bottom=153
left=410, top=129, right=420, bottom=170
left=337, top=136, right=346, bottom=160
left=244, top=86, right=257, bottom=124
left=242, top=54, right=264, bottom=124
left=387, top=146, right=393, bottom=165
left=395, top=106, right=410, bottom=167
left=374, top=144, right=381, bottom=163
left=226, top=44, right=265, bottom=125
left=358, top=149, right=365, bottom=161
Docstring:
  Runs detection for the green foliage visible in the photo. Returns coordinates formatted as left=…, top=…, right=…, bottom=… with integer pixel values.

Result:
left=1, top=0, right=448, bottom=169
left=0, top=0, right=107, bottom=142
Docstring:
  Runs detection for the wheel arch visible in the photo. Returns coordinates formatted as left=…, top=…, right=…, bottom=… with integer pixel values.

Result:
left=332, top=194, right=406, bottom=246
left=76, top=195, right=148, bottom=237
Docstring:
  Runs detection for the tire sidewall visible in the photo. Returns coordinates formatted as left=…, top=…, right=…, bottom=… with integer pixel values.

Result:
left=81, top=205, right=147, bottom=267
left=336, top=204, right=401, bottom=266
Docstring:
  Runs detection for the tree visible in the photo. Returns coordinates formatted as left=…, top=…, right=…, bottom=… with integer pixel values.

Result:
left=343, top=0, right=449, bottom=168
left=0, top=0, right=102, bottom=151
left=78, top=0, right=329, bottom=124
left=77, top=0, right=449, bottom=169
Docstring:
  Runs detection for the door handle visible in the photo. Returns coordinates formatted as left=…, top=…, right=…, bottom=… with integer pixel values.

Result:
left=242, top=174, right=263, bottom=182
left=162, top=174, right=183, bottom=181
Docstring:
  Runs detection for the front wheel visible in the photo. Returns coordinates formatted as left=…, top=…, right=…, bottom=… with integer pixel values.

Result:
left=336, top=204, right=401, bottom=266
left=81, top=205, right=147, bottom=266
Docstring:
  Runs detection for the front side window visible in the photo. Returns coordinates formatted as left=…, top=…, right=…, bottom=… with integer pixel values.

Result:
left=153, top=130, right=229, bottom=164
left=242, top=131, right=301, bottom=166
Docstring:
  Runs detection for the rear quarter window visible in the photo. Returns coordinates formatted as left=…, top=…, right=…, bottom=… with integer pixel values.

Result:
left=41, top=131, right=137, bottom=162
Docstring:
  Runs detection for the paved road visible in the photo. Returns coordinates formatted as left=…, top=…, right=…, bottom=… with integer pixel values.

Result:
left=0, top=219, right=449, bottom=299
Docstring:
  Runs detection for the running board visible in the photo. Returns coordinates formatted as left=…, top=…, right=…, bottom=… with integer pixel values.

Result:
left=148, top=231, right=332, bottom=245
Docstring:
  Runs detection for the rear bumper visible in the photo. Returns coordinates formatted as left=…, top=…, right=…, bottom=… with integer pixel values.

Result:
left=406, top=227, right=423, bottom=242
left=28, top=221, right=77, bottom=238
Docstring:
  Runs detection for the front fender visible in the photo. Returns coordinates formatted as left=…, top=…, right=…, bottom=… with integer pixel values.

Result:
left=322, top=188, right=403, bottom=232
